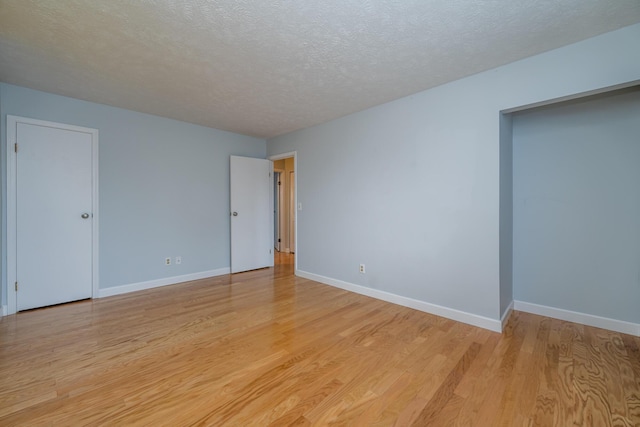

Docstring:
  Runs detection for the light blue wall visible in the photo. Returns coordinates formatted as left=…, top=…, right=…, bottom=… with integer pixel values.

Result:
left=513, top=89, right=640, bottom=323
left=499, top=113, right=513, bottom=318
left=1, top=83, right=266, bottom=304
left=268, top=23, right=640, bottom=322
left=0, top=84, right=4, bottom=308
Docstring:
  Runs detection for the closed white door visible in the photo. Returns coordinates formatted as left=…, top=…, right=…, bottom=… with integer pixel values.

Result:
left=230, top=156, right=274, bottom=273
left=12, top=118, right=96, bottom=311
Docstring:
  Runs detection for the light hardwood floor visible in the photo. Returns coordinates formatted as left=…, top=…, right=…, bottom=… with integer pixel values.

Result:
left=1, top=252, right=639, bottom=426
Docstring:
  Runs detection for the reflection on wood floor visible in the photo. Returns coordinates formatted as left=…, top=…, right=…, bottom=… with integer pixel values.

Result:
left=1, top=252, right=639, bottom=425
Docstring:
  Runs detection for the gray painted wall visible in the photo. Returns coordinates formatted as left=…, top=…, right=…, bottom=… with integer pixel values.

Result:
left=1, top=83, right=266, bottom=305
left=267, top=23, right=640, bottom=322
left=512, top=89, right=640, bottom=323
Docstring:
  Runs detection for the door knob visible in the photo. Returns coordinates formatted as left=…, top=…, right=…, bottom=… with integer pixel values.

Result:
left=232, top=212, right=238, bottom=216
left=81, top=213, right=90, bottom=219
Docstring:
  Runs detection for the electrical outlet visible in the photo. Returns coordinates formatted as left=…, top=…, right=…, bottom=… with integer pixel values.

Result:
left=165, top=257, right=171, bottom=266
left=175, top=256, right=182, bottom=265
left=359, top=264, right=365, bottom=274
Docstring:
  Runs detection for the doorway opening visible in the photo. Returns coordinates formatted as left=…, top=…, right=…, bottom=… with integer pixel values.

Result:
left=272, top=156, right=295, bottom=254
left=499, top=84, right=640, bottom=332
left=269, top=152, right=297, bottom=272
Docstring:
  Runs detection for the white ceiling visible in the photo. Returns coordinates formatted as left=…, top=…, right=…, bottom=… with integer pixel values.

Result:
left=1, top=1, right=639, bottom=139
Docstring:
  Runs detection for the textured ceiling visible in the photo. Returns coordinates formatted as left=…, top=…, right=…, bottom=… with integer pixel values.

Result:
left=1, top=1, right=639, bottom=138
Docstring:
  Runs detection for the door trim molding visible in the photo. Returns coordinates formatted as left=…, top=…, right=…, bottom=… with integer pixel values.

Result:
left=273, top=168, right=285, bottom=252
left=5, top=116, right=99, bottom=315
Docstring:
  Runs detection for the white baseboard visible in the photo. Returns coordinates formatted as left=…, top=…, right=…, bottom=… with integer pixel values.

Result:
left=1, top=305, right=7, bottom=316
left=501, top=300, right=514, bottom=330
left=295, top=270, right=503, bottom=333
left=98, top=267, right=230, bottom=298
left=514, top=300, right=640, bottom=336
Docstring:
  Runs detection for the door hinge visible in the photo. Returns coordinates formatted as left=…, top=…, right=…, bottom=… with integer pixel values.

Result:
left=14, top=143, right=18, bottom=153
left=278, top=181, right=281, bottom=185
left=15, top=282, right=18, bottom=292
left=278, top=238, right=281, bottom=242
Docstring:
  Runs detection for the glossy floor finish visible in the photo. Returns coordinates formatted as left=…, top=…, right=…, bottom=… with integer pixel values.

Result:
left=1, top=253, right=639, bottom=426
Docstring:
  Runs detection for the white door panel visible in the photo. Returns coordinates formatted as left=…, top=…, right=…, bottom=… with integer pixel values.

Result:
left=12, top=118, right=96, bottom=311
left=230, top=156, right=273, bottom=273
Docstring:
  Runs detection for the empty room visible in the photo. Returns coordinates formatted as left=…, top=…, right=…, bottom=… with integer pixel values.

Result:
left=1, top=1, right=639, bottom=425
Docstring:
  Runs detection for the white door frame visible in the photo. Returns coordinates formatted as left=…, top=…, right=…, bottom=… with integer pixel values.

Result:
left=268, top=151, right=297, bottom=272
left=289, top=170, right=295, bottom=253
left=273, top=168, right=285, bottom=252
left=5, top=115, right=99, bottom=315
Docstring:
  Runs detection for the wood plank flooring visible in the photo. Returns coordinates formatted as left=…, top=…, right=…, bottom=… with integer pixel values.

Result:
left=1, top=253, right=639, bottom=426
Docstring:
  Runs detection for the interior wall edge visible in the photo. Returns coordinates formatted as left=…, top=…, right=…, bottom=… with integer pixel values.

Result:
left=501, top=300, right=514, bottom=330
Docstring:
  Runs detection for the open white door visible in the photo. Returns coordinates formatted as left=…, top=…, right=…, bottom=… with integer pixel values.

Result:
left=230, top=156, right=274, bottom=273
